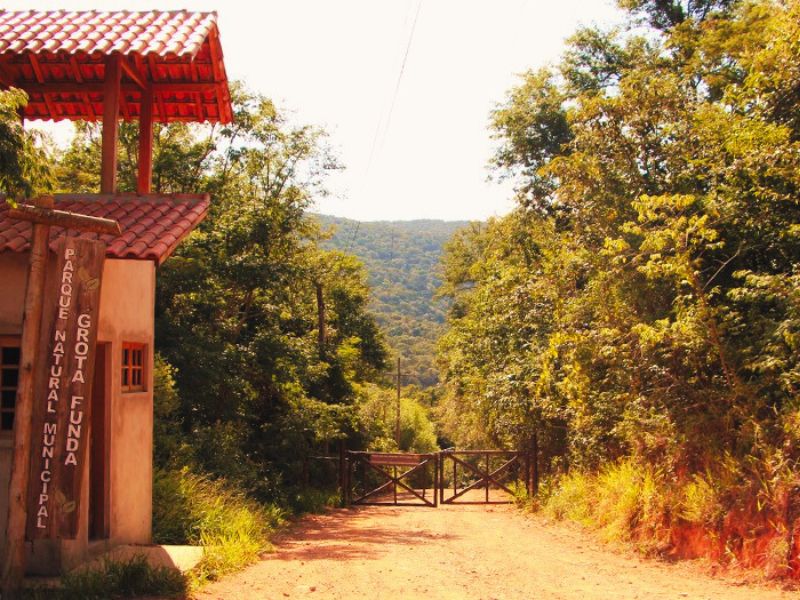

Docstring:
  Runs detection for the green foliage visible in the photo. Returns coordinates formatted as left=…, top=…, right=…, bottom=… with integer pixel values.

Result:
left=23, top=555, right=187, bottom=600
left=543, top=471, right=598, bottom=527
left=0, top=88, right=54, bottom=198
left=152, top=353, right=181, bottom=469
left=48, top=84, right=390, bottom=499
left=617, top=0, right=735, bottom=30
left=316, top=215, right=467, bottom=388
left=290, top=487, right=341, bottom=514
left=680, top=473, right=724, bottom=526
left=543, top=461, right=673, bottom=549
left=356, top=383, right=439, bottom=453
left=152, top=467, right=285, bottom=584
left=439, top=0, right=800, bottom=564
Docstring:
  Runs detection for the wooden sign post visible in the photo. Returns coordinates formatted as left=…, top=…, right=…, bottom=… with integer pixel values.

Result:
left=27, top=236, right=105, bottom=540
left=0, top=197, right=120, bottom=597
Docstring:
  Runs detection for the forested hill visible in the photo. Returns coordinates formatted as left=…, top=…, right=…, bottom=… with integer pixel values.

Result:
left=313, top=214, right=468, bottom=388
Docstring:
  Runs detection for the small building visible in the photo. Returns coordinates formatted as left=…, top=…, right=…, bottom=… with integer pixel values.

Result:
left=0, top=10, right=232, bottom=575
left=0, top=194, right=209, bottom=573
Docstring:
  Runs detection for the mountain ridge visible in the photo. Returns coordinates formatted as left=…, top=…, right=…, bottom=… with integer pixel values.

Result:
left=312, top=213, right=471, bottom=387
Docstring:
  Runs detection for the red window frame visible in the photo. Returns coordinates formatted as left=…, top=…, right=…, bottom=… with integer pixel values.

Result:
left=0, top=337, right=21, bottom=433
left=121, top=342, right=146, bottom=393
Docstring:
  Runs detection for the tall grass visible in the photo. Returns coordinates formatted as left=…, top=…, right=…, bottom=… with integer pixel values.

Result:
left=543, top=460, right=675, bottom=552
left=23, top=555, right=186, bottom=600
left=152, top=467, right=286, bottom=585
left=536, top=458, right=800, bottom=575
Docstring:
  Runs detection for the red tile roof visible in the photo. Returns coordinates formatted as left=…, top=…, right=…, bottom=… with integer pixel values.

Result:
left=0, top=10, right=232, bottom=123
left=0, top=194, right=209, bottom=265
left=0, top=11, right=217, bottom=57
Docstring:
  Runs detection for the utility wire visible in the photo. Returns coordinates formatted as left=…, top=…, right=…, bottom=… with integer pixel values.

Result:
left=365, top=0, right=424, bottom=173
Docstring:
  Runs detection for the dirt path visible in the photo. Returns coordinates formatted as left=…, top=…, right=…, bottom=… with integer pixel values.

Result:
left=195, top=498, right=795, bottom=600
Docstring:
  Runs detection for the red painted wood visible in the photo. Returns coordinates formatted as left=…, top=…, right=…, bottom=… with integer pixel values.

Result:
left=100, top=55, right=121, bottom=194
left=137, top=86, right=154, bottom=194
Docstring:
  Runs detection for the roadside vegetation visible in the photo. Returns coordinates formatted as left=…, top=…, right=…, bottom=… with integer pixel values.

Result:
left=437, top=0, right=800, bottom=578
left=22, top=555, right=186, bottom=600
left=1, top=81, right=439, bottom=591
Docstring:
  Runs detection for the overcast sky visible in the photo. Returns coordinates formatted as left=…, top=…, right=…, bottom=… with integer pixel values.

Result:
left=15, top=1, right=625, bottom=221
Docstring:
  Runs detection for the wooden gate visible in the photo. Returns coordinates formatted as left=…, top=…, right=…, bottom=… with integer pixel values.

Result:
left=438, top=450, right=528, bottom=505
left=346, top=451, right=438, bottom=507
left=343, top=449, right=531, bottom=507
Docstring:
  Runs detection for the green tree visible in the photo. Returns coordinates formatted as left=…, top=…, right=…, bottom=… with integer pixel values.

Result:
left=58, top=85, right=388, bottom=501
left=439, top=0, right=800, bottom=499
left=0, top=89, right=54, bottom=198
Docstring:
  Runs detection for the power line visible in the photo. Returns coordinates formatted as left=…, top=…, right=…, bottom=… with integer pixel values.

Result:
left=365, top=0, right=424, bottom=173
left=380, top=0, right=423, bottom=155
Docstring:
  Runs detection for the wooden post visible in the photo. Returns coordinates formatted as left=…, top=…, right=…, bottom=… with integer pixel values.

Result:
left=0, top=198, right=120, bottom=595
left=531, top=431, right=539, bottom=497
left=346, top=453, right=352, bottom=507
left=440, top=453, right=444, bottom=505
left=137, top=85, right=154, bottom=195
left=433, top=455, right=438, bottom=507
left=338, top=441, right=346, bottom=507
left=101, top=55, right=122, bottom=194
left=395, top=357, right=401, bottom=447
left=485, top=452, right=490, bottom=503
left=0, top=197, right=52, bottom=596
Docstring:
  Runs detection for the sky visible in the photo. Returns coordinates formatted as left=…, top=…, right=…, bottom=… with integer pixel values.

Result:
left=14, top=1, right=626, bottom=221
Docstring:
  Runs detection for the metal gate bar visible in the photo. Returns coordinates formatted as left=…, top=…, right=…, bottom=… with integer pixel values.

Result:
left=344, top=449, right=530, bottom=507
left=346, top=451, right=438, bottom=507
left=438, top=450, right=528, bottom=505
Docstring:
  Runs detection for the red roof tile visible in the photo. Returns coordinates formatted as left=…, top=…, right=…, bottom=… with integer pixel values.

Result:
left=0, top=10, right=232, bottom=123
left=0, top=11, right=216, bottom=57
left=0, top=193, right=209, bottom=265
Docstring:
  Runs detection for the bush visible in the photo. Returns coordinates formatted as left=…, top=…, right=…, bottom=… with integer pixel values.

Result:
left=290, top=487, right=341, bottom=514
left=152, top=467, right=286, bottom=585
left=544, top=470, right=597, bottom=526
left=23, top=555, right=186, bottom=600
left=543, top=460, right=673, bottom=548
left=681, top=473, right=724, bottom=527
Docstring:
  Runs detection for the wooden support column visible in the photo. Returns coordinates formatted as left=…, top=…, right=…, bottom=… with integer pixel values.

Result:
left=0, top=197, right=52, bottom=597
left=101, top=55, right=122, bottom=194
left=0, top=199, right=120, bottom=596
left=137, top=85, right=154, bottom=195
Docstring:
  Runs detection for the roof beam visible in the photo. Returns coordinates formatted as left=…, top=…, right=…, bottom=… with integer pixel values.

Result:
left=207, top=28, right=227, bottom=121
left=20, top=82, right=218, bottom=94
left=68, top=56, right=83, bottom=83
left=120, top=56, right=146, bottom=89
left=27, top=54, right=44, bottom=83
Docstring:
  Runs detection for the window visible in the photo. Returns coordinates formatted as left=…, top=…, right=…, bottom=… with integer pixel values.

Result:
left=0, top=339, right=20, bottom=432
left=121, top=342, right=146, bottom=392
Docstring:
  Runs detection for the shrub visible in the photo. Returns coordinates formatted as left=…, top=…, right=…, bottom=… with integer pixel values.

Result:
left=543, top=470, right=596, bottom=526
left=680, top=473, right=724, bottom=527
left=152, top=467, right=286, bottom=585
left=23, top=555, right=186, bottom=600
left=543, top=460, right=673, bottom=548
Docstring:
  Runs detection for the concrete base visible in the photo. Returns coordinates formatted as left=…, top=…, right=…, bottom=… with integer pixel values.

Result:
left=74, top=544, right=204, bottom=574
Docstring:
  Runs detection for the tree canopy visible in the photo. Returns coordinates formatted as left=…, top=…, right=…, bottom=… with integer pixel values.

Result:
left=438, top=0, right=800, bottom=510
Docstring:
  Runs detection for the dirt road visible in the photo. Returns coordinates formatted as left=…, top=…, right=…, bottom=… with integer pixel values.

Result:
left=195, top=499, right=795, bottom=600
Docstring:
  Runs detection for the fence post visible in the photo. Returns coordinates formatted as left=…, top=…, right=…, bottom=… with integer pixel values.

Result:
left=433, top=454, right=438, bottom=507
left=345, top=452, right=352, bottom=507
left=531, top=432, right=539, bottom=497
left=338, top=441, right=346, bottom=507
